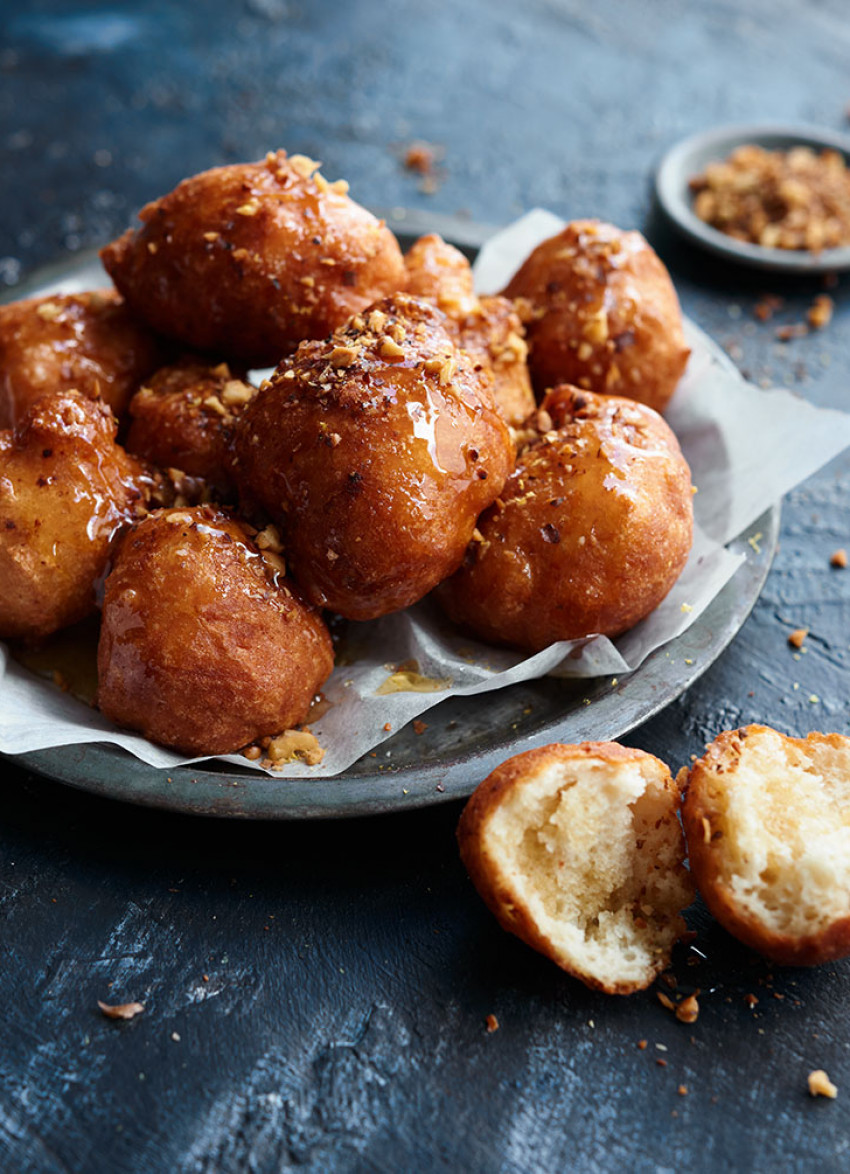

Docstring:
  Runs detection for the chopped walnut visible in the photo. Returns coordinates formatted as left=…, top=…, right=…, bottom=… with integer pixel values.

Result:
left=675, top=995, right=699, bottom=1024
left=788, top=627, right=808, bottom=648
left=329, top=344, right=360, bottom=368
left=690, top=144, right=850, bottom=252
left=236, top=199, right=260, bottom=217
left=255, top=524, right=284, bottom=554
left=289, top=154, right=321, bottom=180
left=808, top=1069, right=838, bottom=1099
left=35, top=301, right=63, bottom=322
left=808, top=294, right=834, bottom=330
left=220, top=380, right=255, bottom=407
left=202, top=394, right=228, bottom=417
left=379, top=337, right=405, bottom=359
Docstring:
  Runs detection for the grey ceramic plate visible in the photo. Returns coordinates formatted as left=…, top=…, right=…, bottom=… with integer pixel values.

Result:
left=655, top=122, right=850, bottom=273
left=3, top=217, right=779, bottom=819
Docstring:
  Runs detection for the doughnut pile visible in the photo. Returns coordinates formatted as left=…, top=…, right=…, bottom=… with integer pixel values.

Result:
left=0, top=150, right=693, bottom=758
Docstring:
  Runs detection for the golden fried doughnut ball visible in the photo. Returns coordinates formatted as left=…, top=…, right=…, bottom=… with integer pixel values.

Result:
left=503, top=220, right=690, bottom=413
left=0, top=290, right=168, bottom=429
left=437, top=385, right=693, bottom=650
left=458, top=297, right=536, bottom=428
left=233, top=294, right=515, bottom=620
left=405, top=234, right=535, bottom=427
left=125, top=357, right=256, bottom=495
left=0, top=391, right=149, bottom=642
left=101, top=151, right=406, bottom=366
left=97, top=505, right=334, bottom=756
left=404, top=232, right=478, bottom=316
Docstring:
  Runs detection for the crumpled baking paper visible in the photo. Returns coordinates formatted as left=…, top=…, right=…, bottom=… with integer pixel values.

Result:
left=3, top=208, right=850, bottom=777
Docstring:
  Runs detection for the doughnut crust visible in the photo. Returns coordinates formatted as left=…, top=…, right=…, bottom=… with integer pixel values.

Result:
left=97, top=505, right=334, bottom=756
left=0, top=290, right=167, bottom=429
left=0, top=391, right=149, bottom=642
left=437, top=385, right=693, bottom=650
left=405, top=234, right=535, bottom=427
left=457, top=742, right=694, bottom=994
left=683, top=725, right=850, bottom=967
left=233, top=294, right=514, bottom=620
left=101, top=151, right=406, bottom=365
left=125, top=358, right=256, bottom=494
left=503, top=220, right=690, bottom=413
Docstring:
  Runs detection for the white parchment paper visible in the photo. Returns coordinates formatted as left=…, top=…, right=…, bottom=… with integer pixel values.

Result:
left=3, top=209, right=850, bottom=776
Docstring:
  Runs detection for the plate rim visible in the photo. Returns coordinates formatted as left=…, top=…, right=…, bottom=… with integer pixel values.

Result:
left=654, top=121, right=850, bottom=273
left=2, top=227, right=780, bottom=819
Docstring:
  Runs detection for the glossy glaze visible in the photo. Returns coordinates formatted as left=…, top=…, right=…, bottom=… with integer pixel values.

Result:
left=97, top=504, right=334, bottom=755
left=437, top=385, right=694, bottom=649
left=125, top=356, right=255, bottom=494
left=0, top=289, right=168, bottom=428
left=233, top=293, right=515, bottom=619
left=0, top=391, right=149, bottom=641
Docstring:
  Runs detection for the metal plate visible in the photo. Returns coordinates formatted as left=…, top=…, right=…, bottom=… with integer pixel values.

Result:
left=2, top=219, right=780, bottom=819
left=655, top=122, right=850, bottom=273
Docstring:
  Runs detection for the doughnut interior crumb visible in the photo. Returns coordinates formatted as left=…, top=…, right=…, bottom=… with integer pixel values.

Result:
left=684, top=726, right=850, bottom=964
left=459, top=745, right=694, bottom=993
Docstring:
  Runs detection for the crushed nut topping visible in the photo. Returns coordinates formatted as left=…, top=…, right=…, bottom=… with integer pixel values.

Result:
left=255, top=524, right=284, bottom=554
left=582, top=308, right=609, bottom=344
left=808, top=294, right=834, bottom=330
left=202, top=394, right=228, bottom=417
left=98, top=1000, right=145, bottom=1020
left=808, top=1069, right=838, bottom=1099
left=690, top=144, right=850, bottom=252
left=329, top=344, right=361, bottom=368
left=380, top=337, right=405, bottom=359
left=36, top=301, right=64, bottom=322
left=289, top=154, right=321, bottom=180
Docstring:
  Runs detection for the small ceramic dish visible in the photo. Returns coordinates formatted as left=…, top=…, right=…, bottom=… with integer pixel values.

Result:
left=655, top=122, right=850, bottom=273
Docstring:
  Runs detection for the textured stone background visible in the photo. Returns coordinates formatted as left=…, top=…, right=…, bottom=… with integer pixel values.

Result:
left=2, top=1, right=850, bottom=1170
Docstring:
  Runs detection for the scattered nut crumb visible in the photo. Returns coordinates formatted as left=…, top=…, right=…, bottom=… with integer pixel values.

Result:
left=678, top=1084, right=688, bottom=1096
left=638, top=1039, right=648, bottom=1050
left=404, top=141, right=437, bottom=174
left=98, top=1000, right=145, bottom=1020
left=485, top=1014, right=499, bottom=1033
left=830, top=548, right=848, bottom=568
left=808, top=1069, right=838, bottom=1098
left=808, top=294, right=834, bottom=330
left=788, top=627, right=808, bottom=649
left=676, top=995, right=700, bottom=1024
left=776, top=324, right=808, bottom=342
left=413, top=720, right=428, bottom=736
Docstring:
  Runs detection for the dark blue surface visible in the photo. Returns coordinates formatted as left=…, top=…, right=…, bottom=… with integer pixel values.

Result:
left=2, top=2, right=850, bottom=1170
